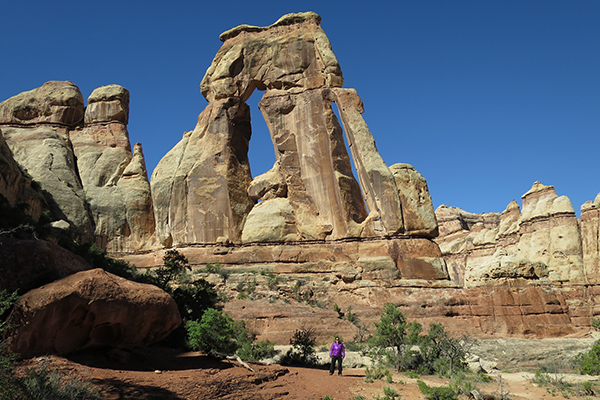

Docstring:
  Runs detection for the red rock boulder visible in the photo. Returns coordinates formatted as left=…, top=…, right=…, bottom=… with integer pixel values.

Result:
left=7, top=268, right=181, bottom=358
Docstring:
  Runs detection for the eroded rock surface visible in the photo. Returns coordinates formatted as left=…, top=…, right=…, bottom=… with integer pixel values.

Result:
left=151, top=97, right=254, bottom=246
left=0, top=81, right=93, bottom=242
left=0, top=129, right=43, bottom=217
left=436, top=182, right=588, bottom=287
left=0, top=82, right=155, bottom=251
left=7, top=268, right=181, bottom=358
left=72, top=85, right=155, bottom=252
left=154, top=12, right=440, bottom=257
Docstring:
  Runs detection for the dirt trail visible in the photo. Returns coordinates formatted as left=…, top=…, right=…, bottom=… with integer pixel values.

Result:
left=16, top=348, right=597, bottom=400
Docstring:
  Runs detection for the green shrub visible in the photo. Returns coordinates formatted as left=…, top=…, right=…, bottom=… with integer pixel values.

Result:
left=186, top=308, right=239, bottom=357
left=237, top=339, right=277, bottom=361
left=20, top=361, right=100, bottom=400
left=375, top=386, right=399, bottom=400
left=281, top=328, right=318, bottom=366
left=417, top=380, right=457, bottom=400
left=365, top=305, right=471, bottom=376
left=405, top=371, right=420, bottom=379
left=365, top=303, right=422, bottom=371
left=419, top=323, right=471, bottom=376
left=575, top=339, right=600, bottom=375
left=205, top=263, right=229, bottom=281
left=172, top=278, right=219, bottom=321
left=365, top=365, right=389, bottom=382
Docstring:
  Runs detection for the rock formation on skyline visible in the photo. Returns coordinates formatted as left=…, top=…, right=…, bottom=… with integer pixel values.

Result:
left=0, top=81, right=155, bottom=252
left=435, top=182, right=596, bottom=287
left=152, top=11, right=438, bottom=248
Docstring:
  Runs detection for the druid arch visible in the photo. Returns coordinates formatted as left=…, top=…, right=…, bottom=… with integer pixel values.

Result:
left=150, top=12, right=438, bottom=248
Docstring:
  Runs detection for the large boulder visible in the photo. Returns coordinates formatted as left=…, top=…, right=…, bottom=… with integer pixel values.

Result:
left=7, top=268, right=181, bottom=358
left=389, top=163, right=438, bottom=237
left=0, top=80, right=84, bottom=126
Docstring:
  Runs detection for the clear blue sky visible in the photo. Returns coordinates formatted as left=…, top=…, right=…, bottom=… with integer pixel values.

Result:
left=1, top=1, right=598, bottom=216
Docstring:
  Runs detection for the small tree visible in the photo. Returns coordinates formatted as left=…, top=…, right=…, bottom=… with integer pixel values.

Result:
left=367, top=303, right=422, bottom=371
left=186, top=308, right=238, bottom=357
left=281, top=328, right=318, bottom=366
left=420, top=323, right=470, bottom=376
left=152, top=249, right=191, bottom=291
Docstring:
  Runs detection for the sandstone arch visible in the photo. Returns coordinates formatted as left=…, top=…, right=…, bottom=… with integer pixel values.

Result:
left=151, top=12, right=438, bottom=247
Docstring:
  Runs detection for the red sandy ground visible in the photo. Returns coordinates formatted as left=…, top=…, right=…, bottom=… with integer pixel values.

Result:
left=16, top=347, right=593, bottom=400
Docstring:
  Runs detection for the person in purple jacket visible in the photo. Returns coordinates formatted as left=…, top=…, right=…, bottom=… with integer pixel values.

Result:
left=329, top=336, right=345, bottom=375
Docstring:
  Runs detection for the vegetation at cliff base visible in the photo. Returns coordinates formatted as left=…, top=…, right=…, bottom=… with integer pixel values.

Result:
left=365, top=303, right=471, bottom=377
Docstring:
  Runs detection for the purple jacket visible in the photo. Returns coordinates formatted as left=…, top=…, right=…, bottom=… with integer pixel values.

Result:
left=330, top=342, right=345, bottom=358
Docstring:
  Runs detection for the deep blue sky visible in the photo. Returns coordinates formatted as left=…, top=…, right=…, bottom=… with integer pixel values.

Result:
left=1, top=1, right=598, bottom=215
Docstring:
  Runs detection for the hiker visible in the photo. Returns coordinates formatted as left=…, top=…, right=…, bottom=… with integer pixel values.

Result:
left=329, top=336, right=345, bottom=376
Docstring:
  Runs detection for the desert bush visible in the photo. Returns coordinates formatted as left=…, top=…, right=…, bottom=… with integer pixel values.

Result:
left=237, top=338, right=277, bottom=361
left=575, top=339, right=600, bottom=375
left=186, top=308, right=239, bottom=357
left=417, top=380, right=457, bottom=400
left=375, top=386, right=399, bottom=400
left=419, top=323, right=472, bottom=376
left=529, top=365, right=575, bottom=397
left=365, top=303, right=422, bottom=371
left=172, top=278, right=219, bottom=321
left=19, top=360, right=100, bottom=400
left=281, top=328, right=318, bottom=366
left=364, top=365, right=392, bottom=383
left=366, top=304, right=471, bottom=376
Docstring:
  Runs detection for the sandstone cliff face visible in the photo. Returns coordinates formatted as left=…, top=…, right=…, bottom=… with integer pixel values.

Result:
left=0, top=82, right=155, bottom=251
left=581, top=194, right=600, bottom=284
left=435, top=182, right=591, bottom=287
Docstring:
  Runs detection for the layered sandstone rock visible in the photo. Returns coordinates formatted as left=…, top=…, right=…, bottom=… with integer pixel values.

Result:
left=436, top=182, right=588, bottom=287
left=71, top=85, right=155, bottom=252
left=154, top=11, right=440, bottom=254
left=201, top=11, right=343, bottom=103
left=151, top=97, right=254, bottom=247
left=7, top=268, right=181, bottom=358
left=581, top=193, right=600, bottom=284
left=0, top=82, right=155, bottom=251
left=0, top=81, right=93, bottom=242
